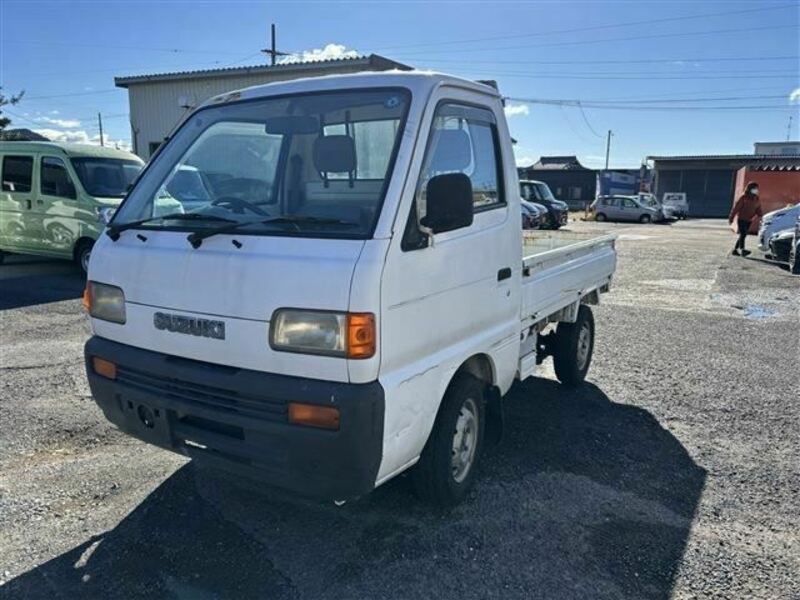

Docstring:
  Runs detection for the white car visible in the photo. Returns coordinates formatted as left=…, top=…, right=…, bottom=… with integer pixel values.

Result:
left=758, top=204, right=800, bottom=254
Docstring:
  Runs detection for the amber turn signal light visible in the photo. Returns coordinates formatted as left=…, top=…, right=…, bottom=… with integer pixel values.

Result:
left=92, top=357, right=117, bottom=380
left=82, top=283, right=92, bottom=312
left=288, top=402, right=340, bottom=430
left=346, top=313, right=375, bottom=359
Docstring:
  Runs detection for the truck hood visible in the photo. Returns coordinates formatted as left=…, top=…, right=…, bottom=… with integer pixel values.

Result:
left=88, top=230, right=363, bottom=379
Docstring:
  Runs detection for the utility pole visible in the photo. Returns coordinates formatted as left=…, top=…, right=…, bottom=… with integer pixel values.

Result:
left=787, top=115, right=793, bottom=142
left=604, top=130, right=613, bottom=170
left=97, top=112, right=104, bottom=147
left=261, top=23, right=289, bottom=66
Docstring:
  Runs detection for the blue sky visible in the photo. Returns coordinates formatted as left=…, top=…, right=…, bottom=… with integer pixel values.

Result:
left=1, top=0, right=798, bottom=168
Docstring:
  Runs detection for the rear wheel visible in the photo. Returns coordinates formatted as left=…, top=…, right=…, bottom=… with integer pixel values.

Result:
left=74, top=240, right=93, bottom=275
left=553, top=305, right=595, bottom=386
left=639, top=214, right=652, bottom=224
left=595, top=213, right=607, bottom=222
left=412, top=374, right=485, bottom=507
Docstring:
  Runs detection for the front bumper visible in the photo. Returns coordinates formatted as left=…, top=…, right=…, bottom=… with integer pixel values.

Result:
left=85, top=336, right=385, bottom=500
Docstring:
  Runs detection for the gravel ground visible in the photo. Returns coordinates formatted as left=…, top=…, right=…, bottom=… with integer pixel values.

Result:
left=0, top=219, right=798, bottom=599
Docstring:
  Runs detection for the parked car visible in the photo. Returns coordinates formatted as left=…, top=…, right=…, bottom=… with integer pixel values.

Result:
left=662, top=192, right=689, bottom=219
left=521, top=200, right=546, bottom=229
left=758, top=204, right=800, bottom=255
left=0, top=141, right=144, bottom=273
left=519, top=179, right=568, bottom=229
left=591, top=195, right=663, bottom=223
left=83, top=72, right=618, bottom=507
left=790, top=216, right=800, bottom=275
left=768, top=227, right=795, bottom=263
left=636, top=192, right=677, bottom=220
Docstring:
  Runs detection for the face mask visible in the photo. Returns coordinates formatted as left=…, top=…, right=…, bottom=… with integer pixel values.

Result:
left=750, top=188, right=759, bottom=196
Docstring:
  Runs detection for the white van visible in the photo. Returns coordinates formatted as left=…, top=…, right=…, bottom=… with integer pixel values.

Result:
left=83, top=72, right=616, bottom=506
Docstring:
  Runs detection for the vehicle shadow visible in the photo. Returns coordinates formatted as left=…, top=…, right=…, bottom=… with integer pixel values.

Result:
left=0, top=255, right=84, bottom=310
left=1, top=379, right=705, bottom=600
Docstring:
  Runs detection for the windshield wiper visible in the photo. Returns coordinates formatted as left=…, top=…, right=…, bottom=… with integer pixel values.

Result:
left=186, top=215, right=361, bottom=248
left=106, top=213, right=237, bottom=241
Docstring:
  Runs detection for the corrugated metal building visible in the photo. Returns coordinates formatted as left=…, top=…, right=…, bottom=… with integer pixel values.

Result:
left=115, top=55, right=411, bottom=160
left=648, top=154, right=800, bottom=218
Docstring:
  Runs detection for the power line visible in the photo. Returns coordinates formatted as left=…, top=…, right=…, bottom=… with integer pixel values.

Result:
left=505, top=99, right=795, bottom=111
left=390, top=23, right=799, bottom=56
left=376, top=3, right=798, bottom=51
left=576, top=103, right=604, bottom=138
left=463, top=69, right=798, bottom=80
left=3, top=39, right=244, bottom=56
left=21, top=89, right=121, bottom=101
left=404, top=55, right=800, bottom=66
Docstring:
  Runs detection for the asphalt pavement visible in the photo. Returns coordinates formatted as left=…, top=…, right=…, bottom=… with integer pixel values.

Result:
left=0, top=219, right=798, bottom=599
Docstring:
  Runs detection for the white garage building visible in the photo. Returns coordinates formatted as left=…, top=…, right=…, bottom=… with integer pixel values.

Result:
left=115, top=54, right=411, bottom=160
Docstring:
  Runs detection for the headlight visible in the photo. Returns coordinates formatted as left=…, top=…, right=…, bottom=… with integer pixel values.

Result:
left=96, top=207, right=117, bottom=225
left=270, top=309, right=375, bottom=359
left=84, top=282, right=126, bottom=324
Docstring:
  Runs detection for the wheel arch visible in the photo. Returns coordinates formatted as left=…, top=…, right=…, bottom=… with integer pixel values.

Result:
left=72, top=236, right=95, bottom=261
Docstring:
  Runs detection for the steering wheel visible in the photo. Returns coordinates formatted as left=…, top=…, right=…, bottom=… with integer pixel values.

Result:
left=210, top=196, right=268, bottom=216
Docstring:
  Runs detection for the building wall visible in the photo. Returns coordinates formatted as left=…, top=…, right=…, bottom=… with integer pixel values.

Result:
left=734, top=167, right=800, bottom=216
left=126, top=64, right=377, bottom=160
left=653, top=167, right=737, bottom=218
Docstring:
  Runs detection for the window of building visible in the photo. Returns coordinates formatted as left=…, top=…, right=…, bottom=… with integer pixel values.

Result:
left=1, top=155, right=34, bottom=193
left=41, top=157, right=76, bottom=198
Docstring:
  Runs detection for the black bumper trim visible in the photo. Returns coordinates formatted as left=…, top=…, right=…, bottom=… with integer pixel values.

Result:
left=85, top=336, right=384, bottom=500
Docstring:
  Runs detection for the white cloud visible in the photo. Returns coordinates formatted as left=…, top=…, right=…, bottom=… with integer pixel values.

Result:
left=34, top=128, right=130, bottom=151
left=790, top=88, right=800, bottom=104
left=504, top=103, right=530, bottom=118
left=39, top=116, right=81, bottom=128
left=515, top=155, right=534, bottom=168
left=278, top=43, right=359, bottom=65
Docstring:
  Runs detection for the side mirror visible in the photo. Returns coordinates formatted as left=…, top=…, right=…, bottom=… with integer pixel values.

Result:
left=421, top=173, right=473, bottom=234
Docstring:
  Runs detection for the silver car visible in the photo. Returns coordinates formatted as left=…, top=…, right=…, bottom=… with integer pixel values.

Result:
left=592, top=195, right=663, bottom=223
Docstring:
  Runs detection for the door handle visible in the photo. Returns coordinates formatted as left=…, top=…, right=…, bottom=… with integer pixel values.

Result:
left=497, top=267, right=512, bottom=281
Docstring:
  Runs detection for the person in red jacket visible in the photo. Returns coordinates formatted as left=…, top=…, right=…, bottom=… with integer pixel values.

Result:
left=728, top=181, right=763, bottom=256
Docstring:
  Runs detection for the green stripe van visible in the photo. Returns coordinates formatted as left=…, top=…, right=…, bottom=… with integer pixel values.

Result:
left=0, top=141, right=144, bottom=273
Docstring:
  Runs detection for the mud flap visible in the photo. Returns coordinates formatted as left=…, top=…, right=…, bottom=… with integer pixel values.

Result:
left=485, top=386, right=504, bottom=446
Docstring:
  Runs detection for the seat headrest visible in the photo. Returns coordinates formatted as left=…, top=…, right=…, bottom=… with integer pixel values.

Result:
left=313, top=135, right=356, bottom=173
left=431, top=129, right=472, bottom=172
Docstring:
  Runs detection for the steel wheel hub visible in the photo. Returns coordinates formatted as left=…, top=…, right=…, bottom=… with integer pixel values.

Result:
left=576, top=321, right=591, bottom=371
left=451, top=397, right=479, bottom=483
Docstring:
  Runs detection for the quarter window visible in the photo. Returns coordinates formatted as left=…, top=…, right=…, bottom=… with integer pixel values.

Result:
left=41, top=157, right=76, bottom=198
left=2, top=155, right=33, bottom=193
left=416, top=102, right=504, bottom=219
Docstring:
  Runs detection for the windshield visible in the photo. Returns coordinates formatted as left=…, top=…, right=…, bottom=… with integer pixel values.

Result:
left=112, top=88, right=411, bottom=238
left=71, top=158, right=142, bottom=198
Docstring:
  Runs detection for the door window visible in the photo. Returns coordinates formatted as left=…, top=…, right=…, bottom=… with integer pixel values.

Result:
left=40, top=157, right=76, bottom=199
left=2, top=155, right=34, bottom=193
left=416, top=102, right=504, bottom=219
left=622, top=198, right=637, bottom=208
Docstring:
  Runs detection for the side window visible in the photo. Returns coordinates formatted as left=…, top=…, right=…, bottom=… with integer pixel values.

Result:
left=520, top=183, right=532, bottom=201
left=41, top=157, right=76, bottom=199
left=2, top=155, right=34, bottom=193
left=622, top=198, right=636, bottom=208
left=416, top=102, right=504, bottom=218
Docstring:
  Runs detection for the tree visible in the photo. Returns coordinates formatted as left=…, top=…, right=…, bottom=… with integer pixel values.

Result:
left=0, top=88, right=26, bottom=131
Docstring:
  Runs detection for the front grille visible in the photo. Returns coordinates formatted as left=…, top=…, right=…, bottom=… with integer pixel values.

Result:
left=116, top=365, right=286, bottom=424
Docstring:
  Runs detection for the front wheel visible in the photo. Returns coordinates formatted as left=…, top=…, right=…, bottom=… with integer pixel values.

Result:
left=74, top=240, right=93, bottom=275
left=595, top=213, right=607, bottom=222
left=790, top=242, right=800, bottom=275
left=412, top=374, right=485, bottom=507
left=553, top=305, right=595, bottom=386
left=639, top=214, right=652, bottom=224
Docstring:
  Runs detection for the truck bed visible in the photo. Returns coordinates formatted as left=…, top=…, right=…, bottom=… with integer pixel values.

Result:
left=520, top=230, right=617, bottom=325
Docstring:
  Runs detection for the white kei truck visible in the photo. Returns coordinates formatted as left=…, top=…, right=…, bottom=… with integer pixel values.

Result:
left=83, top=72, right=617, bottom=506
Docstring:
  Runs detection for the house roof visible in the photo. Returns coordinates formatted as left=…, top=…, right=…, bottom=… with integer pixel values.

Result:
left=747, top=162, right=800, bottom=171
left=528, top=155, right=589, bottom=170
left=648, top=154, right=799, bottom=162
left=115, top=54, right=412, bottom=88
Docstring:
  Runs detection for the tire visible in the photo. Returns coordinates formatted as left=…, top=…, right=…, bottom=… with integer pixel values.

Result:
left=639, top=214, right=652, bottom=224
left=74, top=240, right=94, bottom=275
left=595, top=213, right=607, bottom=222
left=0, top=250, right=5, bottom=265
left=412, top=374, right=486, bottom=507
left=790, top=243, right=800, bottom=275
left=553, top=305, right=595, bottom=386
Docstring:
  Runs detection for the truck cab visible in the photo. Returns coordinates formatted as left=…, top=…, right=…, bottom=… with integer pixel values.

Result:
left=84, top=72, right=616, bottom=505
